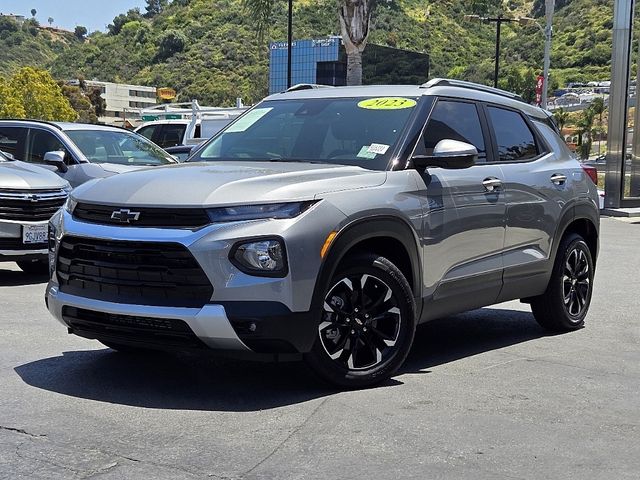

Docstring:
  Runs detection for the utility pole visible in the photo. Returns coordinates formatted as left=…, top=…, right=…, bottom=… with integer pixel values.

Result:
left=287, top=0, right=293, bottom=89
left=494, top=15, right=502, bottom=89
left=541, top=0, right=555, bottom=109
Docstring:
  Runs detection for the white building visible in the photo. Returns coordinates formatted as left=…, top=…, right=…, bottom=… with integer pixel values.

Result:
left=70, top=80, right=158, bottom=126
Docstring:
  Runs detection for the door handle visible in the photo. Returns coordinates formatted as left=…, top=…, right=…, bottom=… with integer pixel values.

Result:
left=482, top=177, right=502, bottom=192
left=550, top=173, right=567, bottom=185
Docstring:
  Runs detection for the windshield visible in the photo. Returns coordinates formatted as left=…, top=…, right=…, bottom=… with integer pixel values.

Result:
left=188, top=97, right=419, bottom=170
left=66, top=130, right=174, bottom=166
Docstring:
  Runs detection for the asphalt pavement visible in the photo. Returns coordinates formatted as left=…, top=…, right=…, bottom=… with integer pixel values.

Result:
left=0, top=217, right=638, bottom=479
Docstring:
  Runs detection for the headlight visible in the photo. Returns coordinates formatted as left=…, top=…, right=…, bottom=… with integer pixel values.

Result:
left=63, top=196, right=77, bottom=214
left=206, top=201, right=317, bottom=223
left=231, top=238, right=287, bottom=276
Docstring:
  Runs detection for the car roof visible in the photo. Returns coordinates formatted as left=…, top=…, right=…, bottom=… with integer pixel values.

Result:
left=264, top=80, right=548, bottom=120
left=0, top=119, right=135, bottom=132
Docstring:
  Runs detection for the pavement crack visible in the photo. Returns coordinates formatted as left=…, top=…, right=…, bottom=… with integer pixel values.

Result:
left=240, top=397, right=330, bottom=478
left=0, top=425, right=47, bottom=438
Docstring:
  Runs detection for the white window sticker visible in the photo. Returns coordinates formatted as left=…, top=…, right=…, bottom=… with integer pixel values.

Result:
left=357, top=145, right=377, bottom=159
left=367, top=143, right=390, bottom=155
left=225, top=108, right=273, bottom=133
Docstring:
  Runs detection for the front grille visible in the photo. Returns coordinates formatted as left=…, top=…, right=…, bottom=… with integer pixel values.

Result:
left=62, top=306, right=206, bottom=348
left=0, top=189, right=67, bottom=221
left=0, top=237, right=47, bottom=251
left=56, top=236, right=213, bottom=307
left=73, top=203, right=211, bottom=228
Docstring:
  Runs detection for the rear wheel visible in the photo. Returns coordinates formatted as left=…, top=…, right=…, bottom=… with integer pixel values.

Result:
left=16, top=259, right=48, bottom=275
left=305, top=254, right=416, bottom=388
left=531, top=233, right=594, bottom=331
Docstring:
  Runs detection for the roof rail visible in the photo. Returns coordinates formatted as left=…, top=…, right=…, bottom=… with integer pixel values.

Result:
left=421, top=78, right=525, bottom=102
left=285, top=83, right=334, bottom=93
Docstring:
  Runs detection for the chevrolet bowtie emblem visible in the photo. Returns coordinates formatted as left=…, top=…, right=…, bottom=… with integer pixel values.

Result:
left=110, top=209, right=141, bottom=223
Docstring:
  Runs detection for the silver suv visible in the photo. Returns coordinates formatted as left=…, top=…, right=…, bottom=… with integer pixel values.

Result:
left=46, top=80, right=599, bottom=387
left=0, top=120, right=176, bottom=187
left=0, top=150, right=70, bottom=273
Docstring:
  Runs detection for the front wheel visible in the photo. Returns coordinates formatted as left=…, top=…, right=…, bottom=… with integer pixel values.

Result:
left=531, top=233, right=594, bottom=331
left=304, top=254, right=416, bottom=388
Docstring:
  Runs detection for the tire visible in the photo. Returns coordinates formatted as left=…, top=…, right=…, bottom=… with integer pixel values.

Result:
left=304, top=253, right=416, bottom=388
left=16, top=259, right=49, bottom=275
left=531, top=233, right=594, bottom=331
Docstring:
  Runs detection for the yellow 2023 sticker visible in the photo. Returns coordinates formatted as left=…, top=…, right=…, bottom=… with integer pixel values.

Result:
left=357, top=97, right=417, bottom=110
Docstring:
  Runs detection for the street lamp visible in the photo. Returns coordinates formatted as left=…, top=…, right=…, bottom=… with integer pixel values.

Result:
left=464, top=14, right=523, bottom=89
left=464, top=2, right=555, bottom=107
left=287, top=0, right=293, bottom=89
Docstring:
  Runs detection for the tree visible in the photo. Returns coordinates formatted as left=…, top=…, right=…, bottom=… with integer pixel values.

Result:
left=243, top=0, right=378, bottom=85
left=553, top=107, right=569, bottom=135
left=576, top=107, right=595, bottom=159
left=30, top=9, right=37, bottom=18
left=144, top=0, right=169, bottom=18
left=60, top=84, right=98, bottom=123
left=9, top=67, right=77, bottom=121
left=108, top=8, right=143, bottom=35
left=74, top=25, right=88, bottom=40
left=156, top=30, right=187, bottom=60
left=0, top=78, right=26, bottom=119
left=47, top=17, right=54, bottom=27
left=590, top=96, right=606, bottom=154
left=87, top=87, right=107, bottom=117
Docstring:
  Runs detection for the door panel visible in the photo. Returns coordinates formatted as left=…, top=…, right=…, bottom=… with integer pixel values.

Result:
left=413, top=99, right=506, bottom=313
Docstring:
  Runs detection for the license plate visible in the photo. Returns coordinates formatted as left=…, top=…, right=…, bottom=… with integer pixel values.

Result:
left=22, top=224, right=48, bottom=244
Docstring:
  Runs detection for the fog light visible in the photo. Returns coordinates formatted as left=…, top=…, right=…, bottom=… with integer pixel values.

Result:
left=231, top=238, right=287, bottom=276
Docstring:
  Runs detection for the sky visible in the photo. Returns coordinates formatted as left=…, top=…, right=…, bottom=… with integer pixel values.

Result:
left=0, top=0, right=147, bottom=33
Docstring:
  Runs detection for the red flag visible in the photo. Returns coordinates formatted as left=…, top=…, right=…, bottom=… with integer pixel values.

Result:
left=535, top=75, right=545, bottom=106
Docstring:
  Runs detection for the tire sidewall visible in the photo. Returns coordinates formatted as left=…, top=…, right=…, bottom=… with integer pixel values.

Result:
left=305, top=254, right=416, bottom=388
left=555, top=235, right=594, bottom=326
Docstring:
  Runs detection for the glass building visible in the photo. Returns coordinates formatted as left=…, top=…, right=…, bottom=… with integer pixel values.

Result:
left=269, top=37, right=429, bottom=94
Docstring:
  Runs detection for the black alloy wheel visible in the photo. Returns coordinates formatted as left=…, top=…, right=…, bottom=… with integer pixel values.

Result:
left=531, top=233, right=594, bottom=331
left=305, top=254, right=416, bottom=388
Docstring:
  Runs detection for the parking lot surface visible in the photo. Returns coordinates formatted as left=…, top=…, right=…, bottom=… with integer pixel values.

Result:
left=0, top=217, right=638, bottom=479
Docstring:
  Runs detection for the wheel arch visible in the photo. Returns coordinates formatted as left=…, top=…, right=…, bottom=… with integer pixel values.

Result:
left=310, top=215, right=422, bottom=315
left=555, top=203, right=599, bottom=266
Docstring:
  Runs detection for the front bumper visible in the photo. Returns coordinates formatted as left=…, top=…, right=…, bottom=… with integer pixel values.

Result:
left=0, top=220, right=48, bottom=261
left=46, top=284, right=250, bottom=351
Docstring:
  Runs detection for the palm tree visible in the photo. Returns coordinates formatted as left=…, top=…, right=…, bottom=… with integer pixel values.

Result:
left=576, top=107, right=595, bottom=159
left=47, top=17, right=54, bottom=27
left=590, top=96, right=605, bottom=154
left=553, top=107, right=569, bottom=138
left=243, top=0, right=377, bottom=85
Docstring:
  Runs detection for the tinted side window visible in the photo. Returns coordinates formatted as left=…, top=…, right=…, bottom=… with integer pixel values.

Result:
left=137, top=125, right=157, bottom=141
left=416, top=100, right=486, bottom=161
left=26, top=129, right=71, bottom=164
left=0, top=127, right=27, bottom=160
left=488, top=107, right=538, bottom=162
left=157, top=124, right=186, bottom=148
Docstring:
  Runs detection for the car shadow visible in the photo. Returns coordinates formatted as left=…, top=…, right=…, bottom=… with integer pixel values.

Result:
left=14, top=308, right=550, bottom=412
left=402, top=307, right=550, bottom=373
left=0, top=266, right=48, bottom=287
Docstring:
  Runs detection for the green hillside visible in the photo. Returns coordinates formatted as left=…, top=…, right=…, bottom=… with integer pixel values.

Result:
left=0, top=0, right=615, bottom=106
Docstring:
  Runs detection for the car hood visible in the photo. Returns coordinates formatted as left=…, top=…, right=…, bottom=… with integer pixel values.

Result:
left=72, top=161, right=387, bottom=206
left=0, top=160, right=69, bottom=190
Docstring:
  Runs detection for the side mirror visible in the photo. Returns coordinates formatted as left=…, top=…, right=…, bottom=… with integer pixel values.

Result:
left=412, top=139, right=478, bottom=170
left=44, top=151, right=68, bottom=173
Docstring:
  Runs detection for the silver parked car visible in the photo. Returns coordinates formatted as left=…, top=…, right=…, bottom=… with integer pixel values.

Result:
left=0, top=120, right=177, bottom=187
left=0, top=150, right=70, bottom=273
left=46, top=80, right=600, bottom=387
